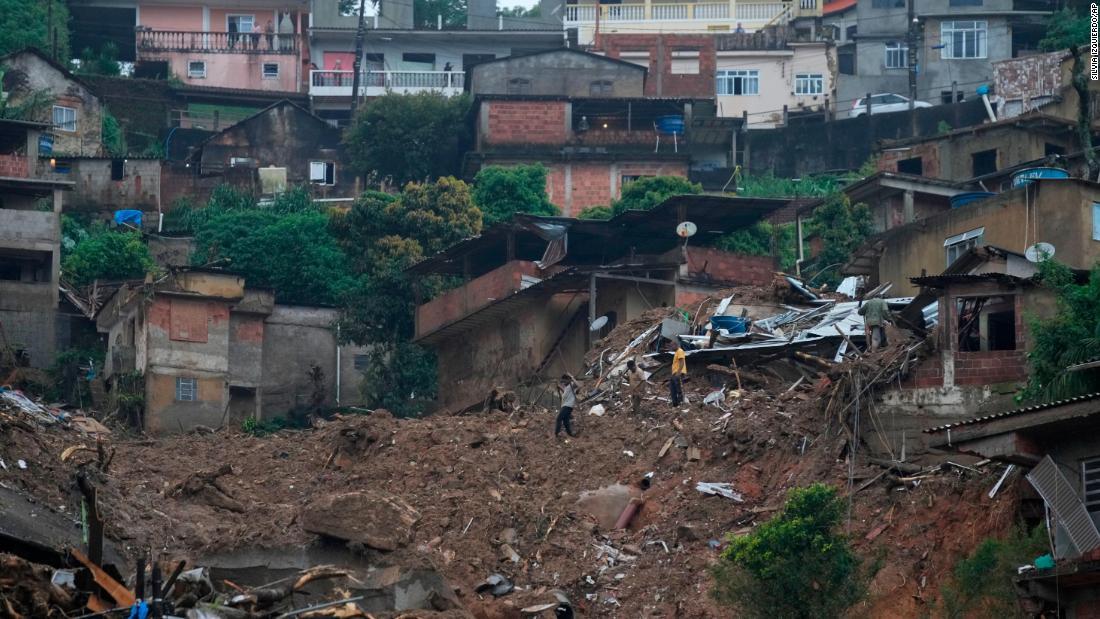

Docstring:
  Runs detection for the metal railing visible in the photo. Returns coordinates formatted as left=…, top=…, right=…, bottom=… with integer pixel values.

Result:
left=137, top=29, right=299, bottom=54
left=309, top=70, right=465, bottom=95
left=563, top=1, right=803, bottom=23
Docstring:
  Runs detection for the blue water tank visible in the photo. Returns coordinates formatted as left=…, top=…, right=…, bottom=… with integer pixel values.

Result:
left=1012, top=167, right=1069, bottom=188
left=656, top=115, right=685, bottom=135
left=950, top=192, right=995, bottom=208
left=711, top=316, right=748, bottom=334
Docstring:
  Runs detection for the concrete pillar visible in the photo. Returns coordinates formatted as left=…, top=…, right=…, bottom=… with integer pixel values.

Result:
left=903, top=189, right=914, bottom=223
left=644, top=0, right=652, bottom=19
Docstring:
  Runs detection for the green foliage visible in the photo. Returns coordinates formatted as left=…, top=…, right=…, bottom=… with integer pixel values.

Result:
left=357, top=342, right=438, bottom=417
left=0, top=0, right=71, bottom=61
left=714, top=221, right=797, bottom=271
left=610, top=176, right=702, bottom=216
left=102, top=110, right=126, bottom=157
left=803, top=193, right=872, bottom=288
left=45, top=345, right=107, bottom=404
left=345, top=93, right=471, bottom=185
left=855, top=155, right=880, bottom=178
left=62, top=229, right=155, bottom=286
left=1022, top=260, right=1100, bottom=401
left=712, top=484, right=864, bottom=619
left=938, top=526, right=1047, bottom=619
left=577, top=205, right=612, bottom=220
left=76, top=42, right=121, bottom=76
left=736, top=173, right=842, bottom=198
left=241, top=415, right=296, bottom=436
left=1039, top=8, right=1089, bottom=52
left=498, top=4, right=541, bottom=16
left=937, top=120, right=953, bottom=135
left=415, top=0, right=467, bottom=28
left=472, top=164, right=558, bottom=225
left=0, top=68, right=53, bottom=121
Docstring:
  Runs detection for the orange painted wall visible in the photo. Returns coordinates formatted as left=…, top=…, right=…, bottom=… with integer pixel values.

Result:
left=139, top=6, right=204, bottom=31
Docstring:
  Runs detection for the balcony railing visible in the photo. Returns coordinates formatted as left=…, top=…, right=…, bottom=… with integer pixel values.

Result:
left=309, top=70, right=465, bottom=97
left=563, top=1, right=813, bottom=25
left=137, top=29, right=299, bottom=54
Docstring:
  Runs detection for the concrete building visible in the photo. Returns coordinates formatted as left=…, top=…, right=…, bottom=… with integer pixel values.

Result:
left=189, top=100, right=352, bottom=199
left=307, top=0, right=565, bottom=126
left=838, top=0, right=1055, bottom=112
left=96, top=268, right=368, bottom=434
left=469, top=49, right=647, bottom=98
left=0, top=49, right=104, bottom=157
left=34, top=158, right=163, bottom=214
left=875, top=114, right=1079, bottom=182
left=407, top=195, right=790, bottom=412
left=469, top=94, right=724, bottom=216
left=0, top=119, right=74, bottom=368
left=564, top=0, right=823, bottom=46
left=843, top=177, right=1100, bottom=296
left=599, top=29, right=837, bottom=126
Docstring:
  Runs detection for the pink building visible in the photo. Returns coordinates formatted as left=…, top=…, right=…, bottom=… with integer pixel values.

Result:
left=134, top=1, right=308, bottom=93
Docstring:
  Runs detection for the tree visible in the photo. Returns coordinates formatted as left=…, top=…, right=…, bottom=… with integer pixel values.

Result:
left=102, top=110, right=126, bottom=157
left=472, top=164, right=558, bottom=225
left=415, top=0, right=467, bottom=28
left=345, top=92, right=471, bottom=186
left=577, top=205, right=613, bottom=220
left=803, top=192, right=872, bottom=288
left=713, top=221, right=797, bottom=271
left=62, top=230, right=155, bottom=286
left=76, top=42, right=121, bottom=76
left=712, top=484, right=864, bottom=619
left=610, top=176, right=701, bottom=216
left=1022, top=260, right=1100, bottom=401
left=0, top=0, right=71, bottom=60
left=498, top=4, right=541, bottom=17
left=1039, top=8, right=1089, bottom=51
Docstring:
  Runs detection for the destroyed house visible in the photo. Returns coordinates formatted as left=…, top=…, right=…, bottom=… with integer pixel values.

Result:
left=0, top=118, right=73, bottom=368
left=95, top=268, right=367, bottom=434
left=188, top=100, right=351, bottom=199
left=844, top=176, right=1100, bottom=296
left=407, top=194, right=790, bottom=412
left=925, top=394, right=1100, bottom=618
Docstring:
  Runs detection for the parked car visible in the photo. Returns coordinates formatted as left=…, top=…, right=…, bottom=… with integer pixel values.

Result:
left=850, top=93, right=933, bottom=117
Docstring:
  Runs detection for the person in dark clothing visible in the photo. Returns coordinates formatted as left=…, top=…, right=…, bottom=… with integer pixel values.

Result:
left=555, top=374, right=577, bottom=438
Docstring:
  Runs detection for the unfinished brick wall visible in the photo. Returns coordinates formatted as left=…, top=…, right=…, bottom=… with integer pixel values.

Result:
left=483, top=100, right=568, bottom=146
left=684, top=246, right=775, bottom=286
left=416, top=261, right=543, bottom=337
left=601, top=34, right=716, bottom=98
left=994, top=51, right=1064, bottom=102
left=902, top=357, right=945, bottom=389
left=0, top=153, right=28, bottom=178
left=876, top=142, right=940, bottom=178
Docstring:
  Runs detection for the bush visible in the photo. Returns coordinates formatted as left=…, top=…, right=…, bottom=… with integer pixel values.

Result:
left=577, top=205, right=612, bottom=220
left=1022, top=260, right=1100, bottom=401
left=62, top=230, right=155, bottom=286
left=610, top=176, right=701, bottom=216
left=939, top=526, right=1047, bottom=618
left=712, top=483, right=864, bottom=619
left=472, top=164, right=558, bottom=225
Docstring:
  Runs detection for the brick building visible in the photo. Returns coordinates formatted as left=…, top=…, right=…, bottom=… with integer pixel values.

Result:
left=407, top=194, right=791, bottom=412
left=470, top=95, right=712, bottom=216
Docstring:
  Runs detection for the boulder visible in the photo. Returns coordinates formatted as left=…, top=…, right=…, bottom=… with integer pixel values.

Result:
left=302, top=491, right=419, bottom=551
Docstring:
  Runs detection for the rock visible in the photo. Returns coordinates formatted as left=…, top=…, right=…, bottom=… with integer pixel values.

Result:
left=676, top=524, right=699, bottom=542
left=301, top=491, right=420, bottom=551
left=574, top=484, right=640, bottom=530
left=498, top=527, right=518, bottom=545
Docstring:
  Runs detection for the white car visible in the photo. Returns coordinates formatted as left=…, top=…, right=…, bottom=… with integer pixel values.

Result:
left=850, top=93, right=933, bottom=117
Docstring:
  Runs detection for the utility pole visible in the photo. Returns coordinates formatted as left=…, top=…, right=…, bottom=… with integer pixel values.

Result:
left=349, top=0, right=369, bottom=118
left=907, top=0, right=918, bottom=136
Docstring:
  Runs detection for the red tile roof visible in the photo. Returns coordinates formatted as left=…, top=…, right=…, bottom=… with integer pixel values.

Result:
left=824, top=0, right=856, bottom=15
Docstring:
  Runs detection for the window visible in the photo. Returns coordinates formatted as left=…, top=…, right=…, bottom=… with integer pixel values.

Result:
left=794, top=73, right=824, bottom=95
left=354, top=354, right=369, bottom=371
left=227, top=14, right=255, bottom=34
left=884, top=42, right=908, bottom=69
left=402, top=52, right=436, bottom=65
left=110, top=159, right=124, bottom=181
left=262, top=63, right=279, bottom=79
left=950, top=0, right=982, bottom=6
left=944, top=227, right=984, bottom=266
left=942, top=21, right=987, bottom=59
left=1045, top=142, right=1066, bottom=157
left=622, top=175, right=653, bottom=186
left=176, top=377, right=197, bottom=402
left=1093, top=203, right=1100, bottom=241
left=846, top=25, right=857, bottom=40
left=871, top=0, right=904, bottom=6
left=589, top=80, right=614, bottom=96
left=716, top=70, right=759, bottom=95
left=1084, top=458, right=1100, bottom=514
left=188, top=61, right=207, bottom=79
left=956, top=296, right=1016, bottom=351
left=896, top=157, right=923, bottom=175
left=971, top=149, right=997, bottom=177
left=506, top=78, right=531, bottom=94
left=310, top=161, right=335, bottom=185
left=941, top=90, right=964, bottom=104
left=619, top=51, right=650, bottom=68
left=52, top=106, right=76, bottom=132
left=671, top=51, right=700, bottom=75
left=838, top=48, right=855, bottom=75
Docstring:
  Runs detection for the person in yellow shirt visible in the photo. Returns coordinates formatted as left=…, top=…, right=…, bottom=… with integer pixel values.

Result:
left=669, top=341, right=687, bottom=407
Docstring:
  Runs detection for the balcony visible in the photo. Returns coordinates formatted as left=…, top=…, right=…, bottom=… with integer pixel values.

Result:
left=136, top=29, right=300, bottom=54
left=563, top=0, right=817, bottom=42
left=309, top=70, right=465, bottom=97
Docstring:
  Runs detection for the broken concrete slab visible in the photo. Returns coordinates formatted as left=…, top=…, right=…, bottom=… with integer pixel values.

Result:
left=574, top=484, right=640, bottom=530
left=302, top=491, right=420, bottom=551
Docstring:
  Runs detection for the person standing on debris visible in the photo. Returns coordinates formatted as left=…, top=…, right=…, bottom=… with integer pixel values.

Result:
left=626, top=359, right=646, bottom=415
left=669, top=341, right=687, bottom=407
left=555, top=374, right=578, bottom=438
left=858, top=294, right=892, bottom=352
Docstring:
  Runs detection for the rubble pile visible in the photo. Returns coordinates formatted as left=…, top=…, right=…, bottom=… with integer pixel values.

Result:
left=0, top=278, right=1023, bottom=618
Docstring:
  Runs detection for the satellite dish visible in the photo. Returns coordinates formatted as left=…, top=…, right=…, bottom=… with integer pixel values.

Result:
left=676, top=221, right=698, bottom=238
left=589, top=315, right=609, bottom=331
left=1025, top=242, right=1056, bottom=263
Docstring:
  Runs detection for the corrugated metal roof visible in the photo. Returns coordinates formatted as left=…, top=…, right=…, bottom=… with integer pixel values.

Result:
left=924, top=392, right=1100, bottom=433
